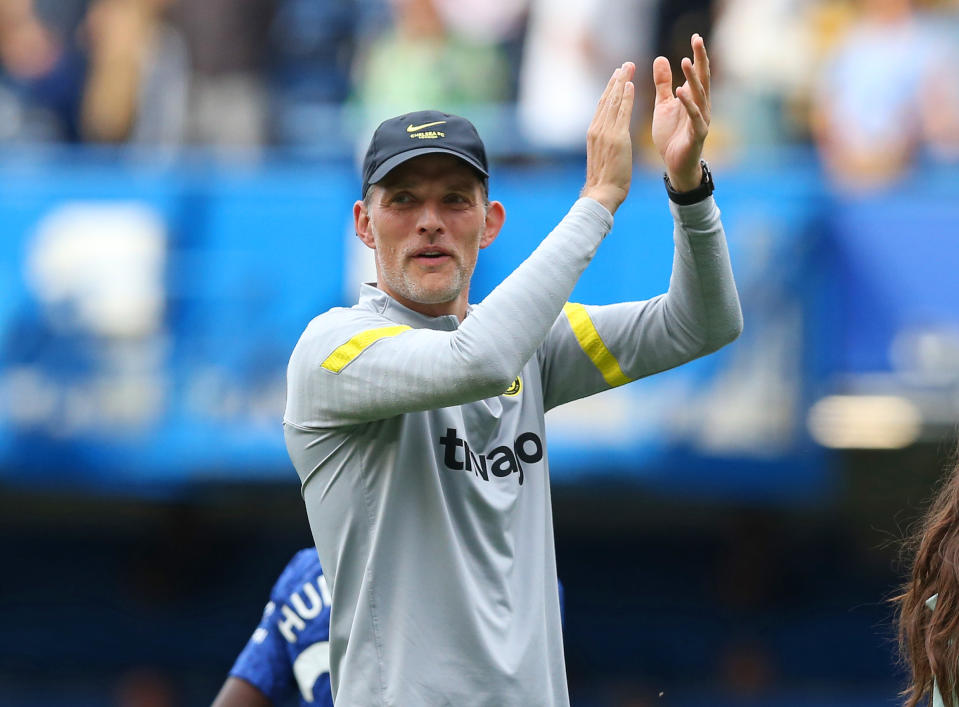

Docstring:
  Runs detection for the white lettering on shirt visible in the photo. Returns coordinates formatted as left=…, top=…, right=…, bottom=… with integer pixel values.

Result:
left=275, top=574, right=330, bottom=643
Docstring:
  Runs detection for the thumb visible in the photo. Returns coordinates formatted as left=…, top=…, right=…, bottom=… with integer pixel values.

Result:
left=652, top=56, right=673, bottom=105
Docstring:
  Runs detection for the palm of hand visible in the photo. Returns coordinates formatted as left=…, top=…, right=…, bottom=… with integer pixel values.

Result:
left=652, top=94, right=699, bottom=177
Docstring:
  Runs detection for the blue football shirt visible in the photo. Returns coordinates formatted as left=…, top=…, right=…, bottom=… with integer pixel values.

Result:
left=230, top=549, right=333, bottom=706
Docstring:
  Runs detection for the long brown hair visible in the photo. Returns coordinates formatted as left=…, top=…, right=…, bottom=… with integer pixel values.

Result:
left=898, top=445, right=959, bottom=706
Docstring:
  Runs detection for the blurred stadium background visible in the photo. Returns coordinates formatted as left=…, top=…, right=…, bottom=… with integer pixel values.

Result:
left=2, top=0, right=959, bottom=704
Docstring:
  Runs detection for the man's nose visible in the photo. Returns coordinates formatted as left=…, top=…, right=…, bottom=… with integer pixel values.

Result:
left=416, top=202, right=444, bottom=235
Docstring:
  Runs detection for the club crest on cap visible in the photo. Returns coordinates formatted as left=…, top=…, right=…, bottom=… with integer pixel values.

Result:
left=409, top=129, right=446, bottom=140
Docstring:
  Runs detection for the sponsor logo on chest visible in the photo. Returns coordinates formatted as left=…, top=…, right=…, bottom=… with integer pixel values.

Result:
left=438, top=427, right=543, bottom=486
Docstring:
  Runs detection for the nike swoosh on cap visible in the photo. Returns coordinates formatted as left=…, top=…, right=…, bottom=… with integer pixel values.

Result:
left=407, top=121, right=447, bottom=132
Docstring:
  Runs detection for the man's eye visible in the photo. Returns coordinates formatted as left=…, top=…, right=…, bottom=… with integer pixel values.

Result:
left=390, top=193, right=414, bottom=204
left=445, top=194, right=469, bottom=204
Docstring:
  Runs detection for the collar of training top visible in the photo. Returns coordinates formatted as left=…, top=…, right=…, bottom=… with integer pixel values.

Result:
left=361, top=110, right=489, bottom=197
left=358, top=284, right=463, bottom=331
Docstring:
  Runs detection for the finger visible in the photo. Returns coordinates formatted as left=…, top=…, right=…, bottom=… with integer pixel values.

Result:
left=612, top=62, right=635, bottom=127
left=691, top=33, right=710, bottom=101
left=594, top=67, right=622, bottom=128
left=601, top=63, right=630, bottom=128
left=676, top=85, right=708, bottom=138
left=601, top=66, right=620, bottom=105
left=652, top=56, right=673, bottom=105
left=600, top=70, right=619, bottom=112
left=615, top=80, right=635, bottom=131
left=681, top=56, right=708, bottom=116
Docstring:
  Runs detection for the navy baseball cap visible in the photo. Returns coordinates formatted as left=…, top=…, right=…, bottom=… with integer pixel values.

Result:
left=361, top=110, right=489, bottom=196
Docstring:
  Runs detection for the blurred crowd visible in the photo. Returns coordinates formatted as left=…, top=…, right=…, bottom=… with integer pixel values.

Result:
left=1, top=0, right=959, bottom=187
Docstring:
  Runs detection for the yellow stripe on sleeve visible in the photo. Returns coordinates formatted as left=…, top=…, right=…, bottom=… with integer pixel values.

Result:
left=320, top=325, right=412, bottom=373
left=562, top=302, right=631, bottom=387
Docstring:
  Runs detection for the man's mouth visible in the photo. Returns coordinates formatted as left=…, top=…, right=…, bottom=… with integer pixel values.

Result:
left=412, top=248, right=452, bottom=262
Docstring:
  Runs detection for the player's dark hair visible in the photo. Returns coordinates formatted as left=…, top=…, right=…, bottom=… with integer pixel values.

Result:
left=897, top=444, right=959, bottom=706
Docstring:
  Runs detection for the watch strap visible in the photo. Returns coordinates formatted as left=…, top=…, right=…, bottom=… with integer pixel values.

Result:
left=663, top=160, right=714, bottom=205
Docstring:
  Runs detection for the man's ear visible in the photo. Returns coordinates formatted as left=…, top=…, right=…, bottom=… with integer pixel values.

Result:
left=354, top=200, right=375, bottom=249
left=479, top=201, right=505, bottom=250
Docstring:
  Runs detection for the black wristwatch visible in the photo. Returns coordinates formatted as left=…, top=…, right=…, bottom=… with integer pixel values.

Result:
left=663, top=160, right=714, bottom=205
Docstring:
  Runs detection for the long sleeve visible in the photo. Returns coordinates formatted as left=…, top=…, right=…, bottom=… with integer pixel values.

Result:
left=538, top=196, right=742, bottom=411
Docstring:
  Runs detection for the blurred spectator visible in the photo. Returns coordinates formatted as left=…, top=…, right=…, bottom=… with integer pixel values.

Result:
left=173, top=0, right=277, bottom=151
left=811, top=0, right=959, bottom=190
left=708, top=0, right=821, bottom=154
left=0, top=0, right=87, bottom=142
left=430, top=0, right=529, bottom=99
left=632, top=0, right=714, bottom=160
left=517, top=0, right=657, bottom=153
left=266, top=0, right=390, bottom=147
left=918, top=0, right=959, bottom=161
left=353, top=0, right=512, bottom=144
left=651, top=0, right=715, bottom=84
left=81, top=0, right=188, bottom=145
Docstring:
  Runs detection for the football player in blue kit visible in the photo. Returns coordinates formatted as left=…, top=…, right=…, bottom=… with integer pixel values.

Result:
left=211, top=549, right=332, bottom=707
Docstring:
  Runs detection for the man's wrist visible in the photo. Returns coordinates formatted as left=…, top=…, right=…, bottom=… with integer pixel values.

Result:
left=580, top=185, right=627, bottom=216
left=664, top=160, right=714, bottom=205
left=665, top=163, right=702, bottom=192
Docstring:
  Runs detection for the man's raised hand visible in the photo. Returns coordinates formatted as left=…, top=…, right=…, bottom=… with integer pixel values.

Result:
left=581, top=62, right=636, bottom=215
left=652, top=33, right=711, bottom=193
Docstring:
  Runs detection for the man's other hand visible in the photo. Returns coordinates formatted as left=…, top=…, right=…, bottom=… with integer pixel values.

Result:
left=581, top=61, right=636, bottom=215
left=652, top=33, right=711, bottom=192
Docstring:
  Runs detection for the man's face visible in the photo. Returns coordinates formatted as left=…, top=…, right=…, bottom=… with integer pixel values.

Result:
left=355, top=154, right=503, bottom=316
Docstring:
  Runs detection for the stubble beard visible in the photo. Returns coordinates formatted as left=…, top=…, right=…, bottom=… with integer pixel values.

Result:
left=371, top=219, right=478, bottom=306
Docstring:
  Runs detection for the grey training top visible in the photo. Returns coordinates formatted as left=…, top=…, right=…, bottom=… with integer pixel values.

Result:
left=284, top=196, right=742, bottom=706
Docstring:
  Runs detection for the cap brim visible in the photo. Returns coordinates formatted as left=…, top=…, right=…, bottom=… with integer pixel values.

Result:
left=367, top=147, right=488, bottom=187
